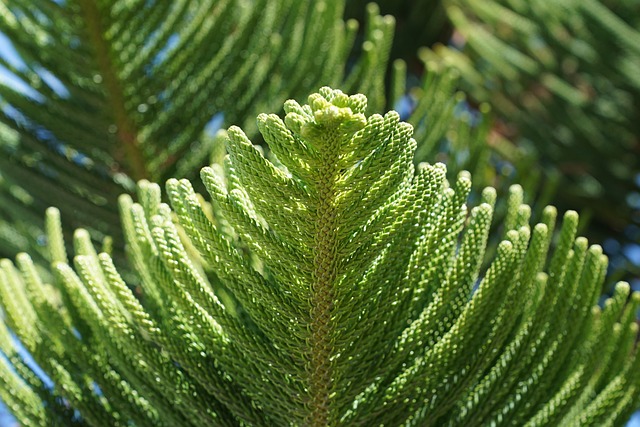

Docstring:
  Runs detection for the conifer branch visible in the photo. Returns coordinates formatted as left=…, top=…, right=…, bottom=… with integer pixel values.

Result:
left=0, top=87, right=638, bottom=426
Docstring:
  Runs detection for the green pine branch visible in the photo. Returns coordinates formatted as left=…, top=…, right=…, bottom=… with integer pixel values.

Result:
left=0, top=87, right=637, bottom=425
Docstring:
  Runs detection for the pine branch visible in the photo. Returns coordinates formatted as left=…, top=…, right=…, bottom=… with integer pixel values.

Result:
left=0, top=87, right=638, bottom=426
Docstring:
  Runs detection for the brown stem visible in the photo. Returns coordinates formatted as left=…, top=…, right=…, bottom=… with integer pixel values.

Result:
left=77, top=0, right=148, bottom=181
left=307, top=145, right=339, bottom=426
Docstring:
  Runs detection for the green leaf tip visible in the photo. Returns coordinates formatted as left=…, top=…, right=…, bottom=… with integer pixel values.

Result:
left=284, top=88, right=368, bottom=147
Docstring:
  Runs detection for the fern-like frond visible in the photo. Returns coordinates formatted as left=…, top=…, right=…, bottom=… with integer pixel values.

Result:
left=0, top=87, right=637, bottom=426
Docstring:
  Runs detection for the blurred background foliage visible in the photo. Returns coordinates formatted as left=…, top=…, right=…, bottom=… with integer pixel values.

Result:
left=0, top=0, right=639, bottom=425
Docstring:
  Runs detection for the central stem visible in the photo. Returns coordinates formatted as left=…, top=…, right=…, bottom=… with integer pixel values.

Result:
left=77, top=0, right=149, bottom=181
left=308, top=147, right=340, bottom=426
